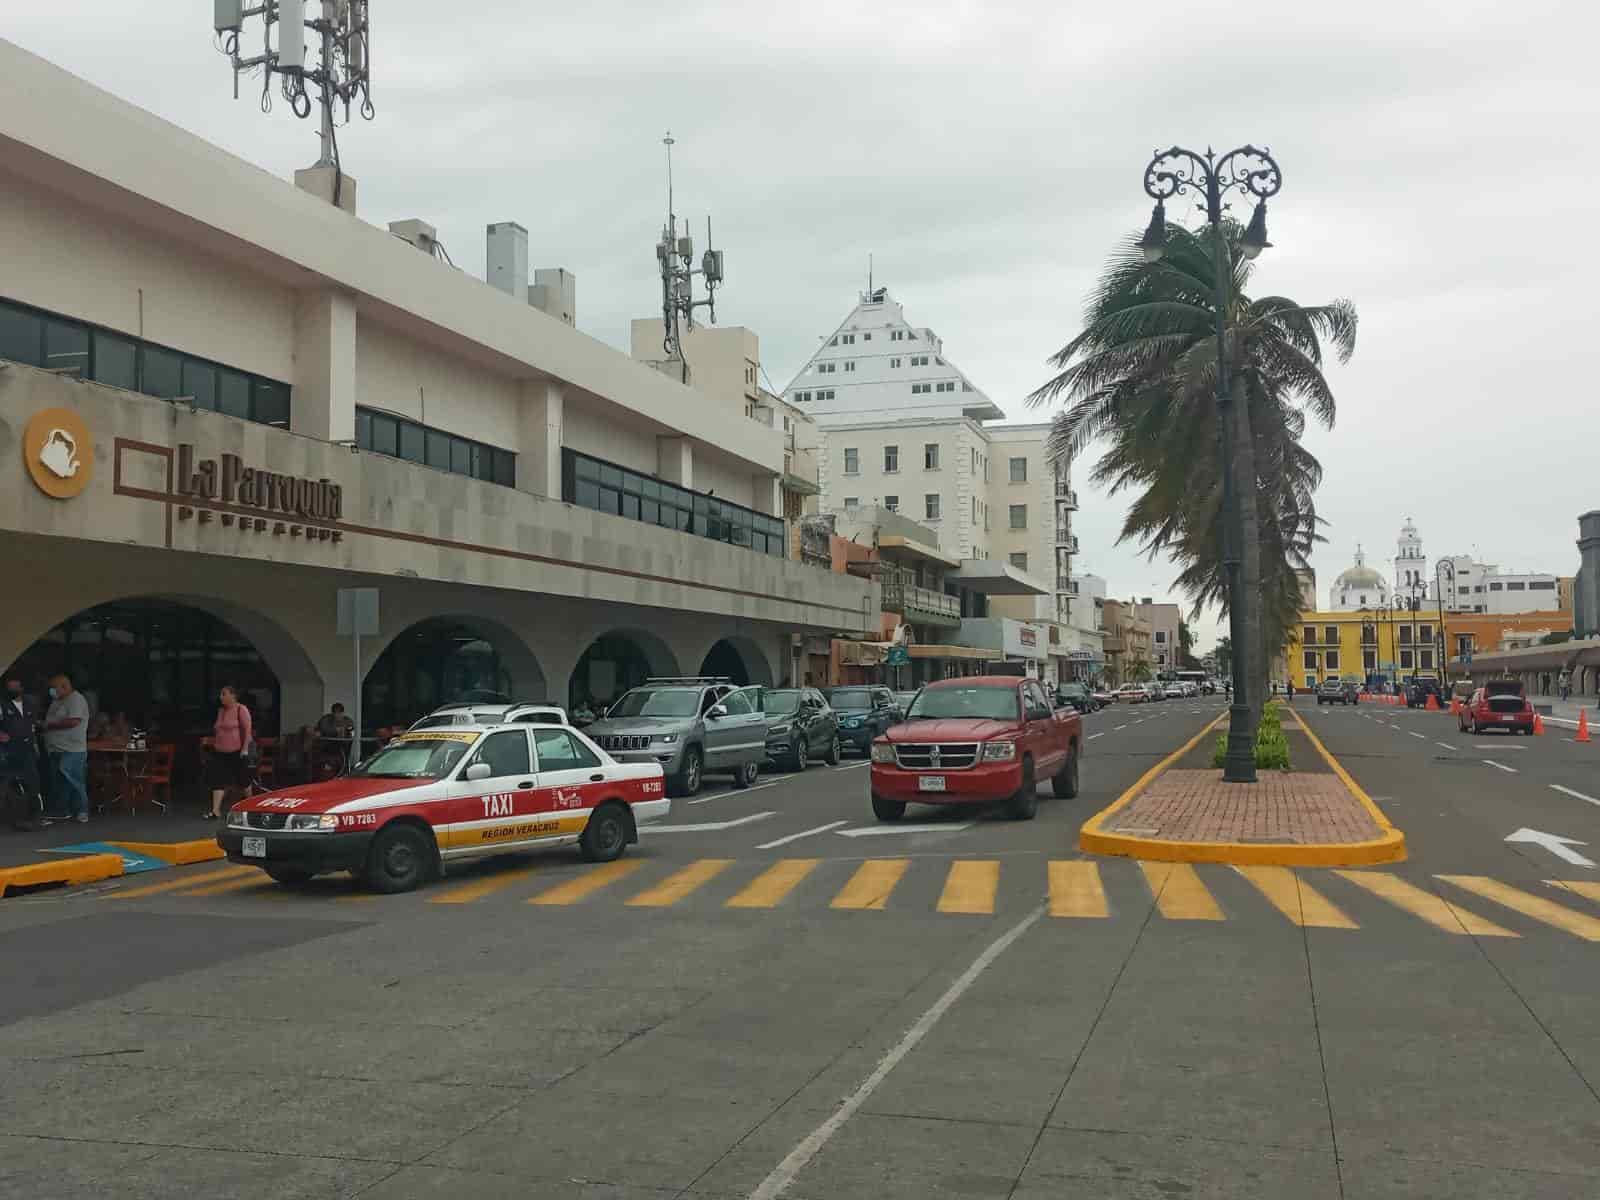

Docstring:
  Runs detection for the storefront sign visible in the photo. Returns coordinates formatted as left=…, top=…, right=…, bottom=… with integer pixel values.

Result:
left=174, top=444, right=343, bottom=542
left=23, top=407, right=93, bottom=500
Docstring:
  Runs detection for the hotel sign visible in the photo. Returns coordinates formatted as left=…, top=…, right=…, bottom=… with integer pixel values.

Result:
left=175, top=444, right=344, bottom=542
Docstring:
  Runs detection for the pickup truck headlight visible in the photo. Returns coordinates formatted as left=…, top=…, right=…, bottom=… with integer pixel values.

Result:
left=870, top=743, right=897, bottom=764
left=286, top=813, right=340, bottom=832
left=981, top=741, right=1017, bottom=761
left=653, top=733, right=678, bottom=744
left=226, top=809, right=249, bottom=828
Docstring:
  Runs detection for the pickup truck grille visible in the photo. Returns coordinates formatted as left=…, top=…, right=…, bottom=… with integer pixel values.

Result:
left=245, top=812, right=287, bottom=830
left=893, top=743, right=979, bottom=771
left=597, top=734, right=653, bottom=752
left=1487, top=697, right=1525, bottom=714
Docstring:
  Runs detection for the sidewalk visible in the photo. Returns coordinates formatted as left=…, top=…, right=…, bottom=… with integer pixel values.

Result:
left=1080, top=704, right=1406, bottom=867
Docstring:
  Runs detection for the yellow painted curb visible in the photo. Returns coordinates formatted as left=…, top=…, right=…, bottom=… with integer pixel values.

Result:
left=0, top=853, right=124, bottom=897
left=1079, top=706, right=1408, bottom=868
left=108, top=839, right=226, bottom=866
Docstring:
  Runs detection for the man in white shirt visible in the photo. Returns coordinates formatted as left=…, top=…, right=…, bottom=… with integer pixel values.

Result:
left=43, top=673, right=91, bottom=823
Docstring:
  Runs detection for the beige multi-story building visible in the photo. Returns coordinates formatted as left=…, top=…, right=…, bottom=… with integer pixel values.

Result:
left=1136, top=600, right=1182, bottom=677
left=1101, top=599, right=1153, bottom=686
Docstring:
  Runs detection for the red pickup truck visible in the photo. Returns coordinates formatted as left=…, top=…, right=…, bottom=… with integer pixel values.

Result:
left=868, top=675, right=1082, bottom=821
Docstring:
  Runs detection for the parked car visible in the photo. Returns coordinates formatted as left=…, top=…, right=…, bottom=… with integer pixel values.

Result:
left=1091, top=688, right=1116, bottom=707
left=1055, top=682, right=1098, bottom=713
left=1405, top=677, right=1445, bottom=709
left=1458, top=680, right=1535, bottom=735
left=1144, top=682, right=1166, bottom=702
left=408, top=701, right=568, bottom=731
left=1163, top=683, right=1186, bottom=700
left=750, top=686, right=841, bottom=769
left=891, top=691, right=920, bottom=719
left=583, top=677, right=767, bottom=796
left=869, top=676, right=1081, bottom=822
left=1113, top=684, right=1148, bottom=704
left=825, top=685, right=901, bottom=756
left=1316, top=679, right=1351, bottom=706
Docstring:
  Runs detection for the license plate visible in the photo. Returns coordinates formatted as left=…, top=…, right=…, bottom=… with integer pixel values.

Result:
left=918, top=776, right=946, bottom=793
left=242, top=836, right=266, bottom=858
left=1501, top=715, right=1515, bottom=722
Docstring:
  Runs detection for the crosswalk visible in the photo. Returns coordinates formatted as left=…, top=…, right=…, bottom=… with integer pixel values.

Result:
left=97, top=856, right=1600, bottom=941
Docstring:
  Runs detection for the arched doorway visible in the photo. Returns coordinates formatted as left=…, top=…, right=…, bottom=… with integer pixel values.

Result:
left=362, top=616, right=547, bottom=729
left=698, top=636, right=775, bottom=688
left=569, top=629, right=679, bottom=710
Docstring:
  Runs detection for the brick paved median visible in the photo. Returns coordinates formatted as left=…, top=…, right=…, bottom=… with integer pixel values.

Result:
left=1106, top=770, right=1383, bottom=845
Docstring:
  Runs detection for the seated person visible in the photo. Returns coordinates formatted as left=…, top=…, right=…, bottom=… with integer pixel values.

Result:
left=317, top=702, right=355, bottom=740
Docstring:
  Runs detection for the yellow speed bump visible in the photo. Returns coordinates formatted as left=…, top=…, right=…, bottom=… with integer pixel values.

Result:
left=0, top=853, right=124, bottom=897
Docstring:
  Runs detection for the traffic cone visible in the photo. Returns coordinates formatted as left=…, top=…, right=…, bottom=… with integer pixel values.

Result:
left=1425, top=693, right=1439, bottom=711
left=1578, top=709, right=1591, bottom=743
left=1450, top=697, right=1461, bottom=716
left=1534, top=712, right=1546, bottom=736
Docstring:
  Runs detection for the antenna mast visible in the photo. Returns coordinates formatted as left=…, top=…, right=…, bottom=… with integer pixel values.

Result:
left=654, top=131, right=725, bottom=381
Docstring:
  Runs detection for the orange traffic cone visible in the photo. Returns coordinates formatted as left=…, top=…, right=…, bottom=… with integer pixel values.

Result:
left=1534, top=712, right=1546, bottom=736
left=1579, top=709, right=1592, bottom=744
left=1450, top=697, right=1461, bottom=716
left=1425, top=693, right=1440, bottom=712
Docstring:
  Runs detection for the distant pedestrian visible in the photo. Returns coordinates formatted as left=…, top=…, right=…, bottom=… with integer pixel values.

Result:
left=0, top=674, right=44, bottom=830
left=42, top=673, right=90, bottom=823
left=206, top=685, right=253, bottom=821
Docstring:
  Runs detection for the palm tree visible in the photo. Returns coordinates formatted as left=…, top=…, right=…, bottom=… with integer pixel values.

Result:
left=1030, top=221, right=1354, bottom=735
left=1126, top=655, right=1153, bottom=683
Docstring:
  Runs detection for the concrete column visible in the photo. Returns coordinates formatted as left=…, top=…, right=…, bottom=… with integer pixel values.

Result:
left=1577, top=512, right=1600, bottom=639
left=292, top=289, right=357, bottom=443
left=657, top=437, right=693, bottom=490
left=516, top=378, right=564, bottom=500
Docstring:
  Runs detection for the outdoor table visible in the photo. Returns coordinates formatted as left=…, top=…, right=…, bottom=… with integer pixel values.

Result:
left=87, top=739, right=150, bottom=812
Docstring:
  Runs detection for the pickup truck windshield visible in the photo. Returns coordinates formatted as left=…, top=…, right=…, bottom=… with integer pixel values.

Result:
left=905, top=686, right=1021, bottom=721
left=608, top=688, right=701, bottom=718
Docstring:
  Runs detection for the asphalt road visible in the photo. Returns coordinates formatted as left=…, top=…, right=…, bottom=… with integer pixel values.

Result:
left=5, top=697, right=1600, bottom=1198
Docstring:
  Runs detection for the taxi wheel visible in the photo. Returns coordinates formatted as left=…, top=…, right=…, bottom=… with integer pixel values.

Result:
left=733, top=759, right=759, bottom=789
left=824, top=736, right=841, bottom=766
left=363, top=823, right=434, bottom=894
left=580, top=802, right=630, bottom=862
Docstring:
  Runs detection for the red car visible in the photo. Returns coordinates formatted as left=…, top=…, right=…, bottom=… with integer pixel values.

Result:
left=869, top=675, right=1081, bottom=821
left=1458, top=680, right=1535, bottom=735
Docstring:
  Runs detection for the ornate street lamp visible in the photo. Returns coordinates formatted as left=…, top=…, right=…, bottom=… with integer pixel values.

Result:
left=1139, top=145, right=1282, bottom=783
left=1435, top=560, right=1456, bottom=680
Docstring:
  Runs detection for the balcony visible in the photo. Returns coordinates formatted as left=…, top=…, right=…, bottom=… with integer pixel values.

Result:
left=1056, top=576, right=1079, bottom=595
left=882, top=580, right=963, bottom=628
left=1055, top=530, right=1080, bottom=553
left=1054, top=482, right=1079, bottom=509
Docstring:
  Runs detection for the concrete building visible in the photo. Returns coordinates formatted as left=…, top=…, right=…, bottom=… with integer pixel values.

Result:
left=1136, top=600, right=1182, bottom=677
left=1329, top=548, right=1389, bottom=611
left=1101, top=599, right=1153, bottom=686
left=1394, top=517, right=1429, bottom=602
left=0, top=40, right=872, bottom=749
left=1434, top=552, right=1564, bottom=615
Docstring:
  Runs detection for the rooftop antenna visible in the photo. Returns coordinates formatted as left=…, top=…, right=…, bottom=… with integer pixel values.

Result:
left=654, top=131, right=725, bottom=383
left=213, top=1, right=375, bottom=205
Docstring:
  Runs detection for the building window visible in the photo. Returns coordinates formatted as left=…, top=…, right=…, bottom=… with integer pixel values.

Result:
left=1010, top=457, right=1027, bottom=483
left=972, top=497, right=978, bottom=525
left=841, top=334, right=855, bottom=345
left=843, top=448, right=859, bottom=475
left=911, top=383, right=931, bottom=395
left=924, top=443, right=940, bottom=470
left=890, top=330, right=905, bottom=342
left=818, top=390, right=835, bottom=401
left=884, top=495, right=899, bottom=513
left=359, top=410, right=517, bottom=484
left=1399, top=625, right=1412, bottom=645
left=1303, top=625, right=1317, bottom=646
left=1010, top=552, right=1027, bottom=570
left=1506, top=581, right=1526, bottom=591
left=925, top=494, right=941, bottom=520
left=1489, top=582, right=1503, bottom=591
left=1363, top=649, right=1376, bottom=671
left=935, top=381, right=954, bottom=392
left=1154, top=631, right=1167, bottom=644
left=1418, top=649, right=1433, bottom=669
left=884, top=446, right=899, bottom=473
left=1400, top=649, right=1414, bottom=669
left=1009, top=504, right=1027, bottom=530
left=1530, top=580, right=1555, bottom=590
left=1418, top=624, right=1432, bottom=643
left=844, top=361, right=856, bottom=372
left=844, top=497, right=859, bottom=510
left=1304, top=650, right=1318, bottom=669
left=1324, top=626, right=1338, bottom=645
left=818, top=362, right=836, bottom=374
left=911, top=355, right=929, bottom=366
left=862, top=333, right=871, bottom=341
left=562, top=448, right=783, bottom=556
left=890, top=357, right=902, bottom=368
left=1326, top=650, right=1340, bottom=671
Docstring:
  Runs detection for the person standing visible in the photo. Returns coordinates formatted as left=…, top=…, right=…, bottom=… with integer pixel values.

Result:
left=0, top=674, right=44, bottom=830
left=42, top=673, right=90, bottom=824
left=206, top=685, right=253, bottom=821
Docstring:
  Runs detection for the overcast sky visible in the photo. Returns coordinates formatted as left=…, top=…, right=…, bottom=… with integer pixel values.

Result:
left=9, top=3, right=1595, bottom=649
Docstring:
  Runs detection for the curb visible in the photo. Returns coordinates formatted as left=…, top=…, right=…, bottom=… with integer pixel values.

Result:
left=1079, top=707, right=1408, bottom=868
left=0, top=853, right=124, bottom=897
left=107, top=839, right=226, bottom=866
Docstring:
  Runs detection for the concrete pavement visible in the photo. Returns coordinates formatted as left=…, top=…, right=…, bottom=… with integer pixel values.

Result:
left=4, top=697, right=1600, bottom=1197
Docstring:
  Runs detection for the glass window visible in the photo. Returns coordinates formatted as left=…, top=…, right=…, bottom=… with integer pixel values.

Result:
left=1303, top=625, right=1316, bottom=645
left=180, top=360, right=217, bottom=410
left=924, top=443, right=939, bottom=469
left=720, top=690, right=754, bottom=716
left=0, top=302, right=42, bottom=366
left=254, top=380, right=291, bottom=428
left=1418, top=624, right=1432, bottom=643
left=1507, top=581, right=1526, bottom=591
left=533, top=728, right=600, bottom=771
left=355, top=408, right=373, bottom=450
left=575, top=479, right=600, bottom=509
left=1419, top=650, right=1434, bottom=669
left=884, top=495, right=898, bottom=513
left=843, top=447, right=858, bottom=474
left=1009, top=457, right=1027, bottom=482
left=884, top=445, right=899, bottom=472
left=426, top=429, right=451, bottom=470
left=844, top=497, right=859, bottom=510
left=218, top=368, right=251, bottom=419
left=369, top=413, right=398, bottom=457
left=399, top=422, right=425, bottom=463
left=925, top=494, right=940, bottom=520
left=470, top=729, right=531, bottom=778
left=141, top=346, right=182, bottom=399
left=1323, top=626, right=1338, bottom=645
left=43, top=319, right=89, bottom=378
left=1326, top=651, right=1340, bottom=671
left=493, top=449, right=515, bottom=487
left=92, top=332, right=137, bottom=390
left=1009, top=504, right=1027, bottom=530
left=1009, top=552, right=1027, bottom=570
left=1400, top=649, right=1414, bottom=669
left=1304, top=650, right=1318, bottom=669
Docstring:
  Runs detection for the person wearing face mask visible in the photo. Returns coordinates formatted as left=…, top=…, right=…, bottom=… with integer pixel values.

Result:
left=42, top=673, right=91, bottom=824
left=0, top=674, right=44, bottom=830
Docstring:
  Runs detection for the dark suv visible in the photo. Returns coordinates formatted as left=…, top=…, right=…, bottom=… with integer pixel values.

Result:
left=749, top=686, right=841, bottom=770
left=1316, top=679, right=1350, bottom=706
left=1405, top=678, right=1444, bottom=709
left=825, top=685, right=901, bottom=756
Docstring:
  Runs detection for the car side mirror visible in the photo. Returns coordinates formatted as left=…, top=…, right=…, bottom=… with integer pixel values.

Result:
left=707, top=705, right=728, bottom=721
left=464, top=762, right=492, bottom=781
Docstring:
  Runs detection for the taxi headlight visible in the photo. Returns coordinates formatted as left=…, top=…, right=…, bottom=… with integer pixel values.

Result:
left=226, top=809, right=249, bottom=828
left=286, top=813, right=340, bottom=832
left=982, top=741, right=1017, bottom=761
left=870, top=743, right=897, bottom=764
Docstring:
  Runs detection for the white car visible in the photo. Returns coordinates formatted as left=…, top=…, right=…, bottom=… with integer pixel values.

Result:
left=1163, top=684, right=1186, bottom=700
left=220, top=723, right=667, bottom=892
left=408, top=702, right=569, bottom=731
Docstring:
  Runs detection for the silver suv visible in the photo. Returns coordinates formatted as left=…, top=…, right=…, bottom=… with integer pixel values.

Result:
left=583, top=677, right=767, bottom=796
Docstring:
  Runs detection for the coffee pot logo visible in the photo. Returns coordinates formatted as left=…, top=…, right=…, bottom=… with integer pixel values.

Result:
left=23, top=407, right=93, bottom=499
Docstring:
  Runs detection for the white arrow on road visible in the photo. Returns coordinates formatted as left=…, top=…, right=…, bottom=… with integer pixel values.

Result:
left=1505, top=827, right=1596, bottom=869
left=642, top=812, right=775, bottom=833
left=836, top=822, right=974, bottom=838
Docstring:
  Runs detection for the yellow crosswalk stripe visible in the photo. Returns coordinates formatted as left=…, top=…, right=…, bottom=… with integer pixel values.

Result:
left=429, top=863, right=540, bottom=905
left=1437, top=875, right=1600, bottom=941
left=1235, top=866, right=1358, bottom=929
left=1048, top=860, right=1108, bottom=918
left=626, top=859, right=734, bottom=907
left=104, top=866, right=256, bottom=900
left=1334, top=870, right=1517, bottom=937
left=1139, top=862, right=1224, bottom=921
left=181, top=871, right=279, bottom=898
left=937, top=861, right=999, bottom=915
left=726, top=859, right=821, bottom=909
left=527, top=860, right=642, bottom=906
left=1547, top=880, right=1600, bottom=904
left=831, top=859, right=910, bottom=910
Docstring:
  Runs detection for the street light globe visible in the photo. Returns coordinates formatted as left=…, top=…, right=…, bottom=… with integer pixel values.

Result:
left=1240, top=200, right=1271, bottom=260
left=1138, top=201, right=1168, bottom=263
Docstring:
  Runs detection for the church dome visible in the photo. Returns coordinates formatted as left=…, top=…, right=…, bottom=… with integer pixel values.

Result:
left=1336, top=564, right=1385, bottom=590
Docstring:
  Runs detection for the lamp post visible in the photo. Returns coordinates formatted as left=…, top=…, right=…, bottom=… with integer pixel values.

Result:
left=1361, top=612, right=1377, bottom=689
left=1138, top=144, right=1280, bottom=784
left=1434, top=560, right=1456, bottom=683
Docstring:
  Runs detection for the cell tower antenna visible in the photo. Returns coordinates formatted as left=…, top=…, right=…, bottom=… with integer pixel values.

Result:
left=653, top=132, right=726, bottom=384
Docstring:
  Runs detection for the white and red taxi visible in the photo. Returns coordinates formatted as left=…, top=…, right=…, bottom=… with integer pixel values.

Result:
left=218, top=723, right=668, bottom=893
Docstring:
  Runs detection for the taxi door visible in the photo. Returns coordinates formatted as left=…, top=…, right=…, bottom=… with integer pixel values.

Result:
left=531, top=726, right=610, bottom=834
left=441, top=728, right=537, bottom=850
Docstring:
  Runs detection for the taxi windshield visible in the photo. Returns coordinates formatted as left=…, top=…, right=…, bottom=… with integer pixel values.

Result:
left=352, top=736, right=474, bottom=779
left=905, top=686, right=1020, bottom=721
left=607, top=688, right=701, bottom=718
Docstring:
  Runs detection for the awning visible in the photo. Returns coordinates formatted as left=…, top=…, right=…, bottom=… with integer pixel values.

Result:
left=838, top=640, right=892, bottom=666
left=908, top=643, right=992, bottom=661
left=949, top=560, right=1049, bottom=595
left=878, top=535, right=962, bottom=569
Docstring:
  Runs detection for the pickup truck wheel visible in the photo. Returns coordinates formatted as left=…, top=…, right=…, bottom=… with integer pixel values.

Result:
left=1007, top=759, right=1038, bottom=820
left=672, top=747, right=703, bottom=797
left=824, top=736, right=841, bottom=766
left=579, top=802, right=630, bottom=862
left=732, top=759, right=759, bottom=789
left=871, top=794, right=905, bottom=821
left=1051, top=749, right=1079, bottom=799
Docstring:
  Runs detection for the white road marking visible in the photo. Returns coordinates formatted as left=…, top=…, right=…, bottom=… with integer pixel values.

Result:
left=835, top=823, right=974, bottom=838
left=1474, top=742, right=1526, bottom=751
left=1551, top=784, right=1600, bottom=809
left=1483, top=760, right=1518, bottom=774
left=833, top=761, right=872, bottom=771
left=756, top=820, right=848, bottom=850
left=1114, top=724, right=1128, bottom=732
left=642, top=812, right=777, bottom=833
left=1408, top=731, right=1426, bottom=739
left=1087, top=732, right=1105, bottom=740
left=1435, top=742, right=1459, bottom=751
left=1505, top=827, right=1595, bottom=869
left=747, top=904, right=1046, bottom=1200
left=688, top=777, right=795, bottom=804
